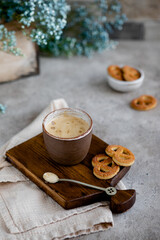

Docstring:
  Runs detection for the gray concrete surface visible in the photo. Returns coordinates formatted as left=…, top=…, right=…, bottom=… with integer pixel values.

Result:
left=0, top=40, right=160, bottom=240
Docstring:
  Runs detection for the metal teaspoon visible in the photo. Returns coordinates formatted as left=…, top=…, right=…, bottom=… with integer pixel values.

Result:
left=43, top=172, right=117, bottom=196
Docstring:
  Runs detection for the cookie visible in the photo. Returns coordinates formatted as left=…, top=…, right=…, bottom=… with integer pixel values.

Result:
left=105, top=145, right=135, bottom=167
left=92, top=154, right=120, bottom=180
left=130, top=95, right=157, bottom=111
left=122, top=65, right=140, bottom=81
left=108, top=65, right=123, bottom=80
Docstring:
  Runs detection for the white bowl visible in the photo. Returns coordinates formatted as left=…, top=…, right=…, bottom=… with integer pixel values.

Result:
left=107, top=66, right=144, bottom=92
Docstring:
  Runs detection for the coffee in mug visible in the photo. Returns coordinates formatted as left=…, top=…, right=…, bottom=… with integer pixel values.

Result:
left=42, top=108, right=93, bottom=165
left=45, top=113, right=89, bottom=138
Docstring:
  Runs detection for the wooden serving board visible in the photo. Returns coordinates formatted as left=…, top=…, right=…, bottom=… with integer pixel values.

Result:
left=6, top=133, right=131, bottom=210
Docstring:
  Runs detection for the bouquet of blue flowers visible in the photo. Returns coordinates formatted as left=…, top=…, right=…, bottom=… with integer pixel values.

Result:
left=0, top=0, right=127, bottom=57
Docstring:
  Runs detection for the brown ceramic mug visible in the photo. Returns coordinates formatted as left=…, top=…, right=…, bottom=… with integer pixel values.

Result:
left=42, top=108, right=93, bottom=165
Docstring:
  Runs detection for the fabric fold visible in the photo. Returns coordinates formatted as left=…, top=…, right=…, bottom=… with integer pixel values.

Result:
left=0, top=181, right=112, bottom=234
left=0, top=98, right=68, bottom=179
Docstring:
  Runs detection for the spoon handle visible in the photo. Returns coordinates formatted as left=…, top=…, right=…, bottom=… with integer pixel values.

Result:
left=58, top=179, right=136, bottom=212
left=59, top=179, right=106, bottom=191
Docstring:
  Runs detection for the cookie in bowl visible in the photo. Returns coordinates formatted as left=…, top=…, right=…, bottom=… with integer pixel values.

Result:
left=107, top=64, right=144, bottom=92
left=122, top=65, right=141, bottom=81
left=108, top=65, right=123, bottom=80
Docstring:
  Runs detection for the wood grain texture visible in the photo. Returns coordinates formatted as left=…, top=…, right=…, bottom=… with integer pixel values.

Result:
left=6, top=133, right=131, bottom=210
left=110, top=189, right=136, bottom=213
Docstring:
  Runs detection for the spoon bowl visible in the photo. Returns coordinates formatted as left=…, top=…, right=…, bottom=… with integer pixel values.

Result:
left=43, top=172, right=59, bottom=183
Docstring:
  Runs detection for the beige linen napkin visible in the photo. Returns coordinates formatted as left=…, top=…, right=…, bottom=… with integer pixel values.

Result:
left=0, top=98, right=125, bottom=240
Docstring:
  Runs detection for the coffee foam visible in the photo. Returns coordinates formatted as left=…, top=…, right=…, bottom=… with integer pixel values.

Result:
left=46, top=113, right=89, bottom=138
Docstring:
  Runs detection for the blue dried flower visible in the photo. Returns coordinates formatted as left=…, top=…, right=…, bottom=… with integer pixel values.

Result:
left=0, top=0, right=127, bottom=57
left=20, top=0, right=70, bottom=46
left=0, top=104, right=6, bottom=114
left=40, top=0, right=126, bottom=57
left=0, top=24, right=23, bottom=55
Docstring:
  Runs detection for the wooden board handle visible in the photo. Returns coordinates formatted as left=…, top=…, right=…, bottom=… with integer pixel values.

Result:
left=110, top=189, right=136, bottom=213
